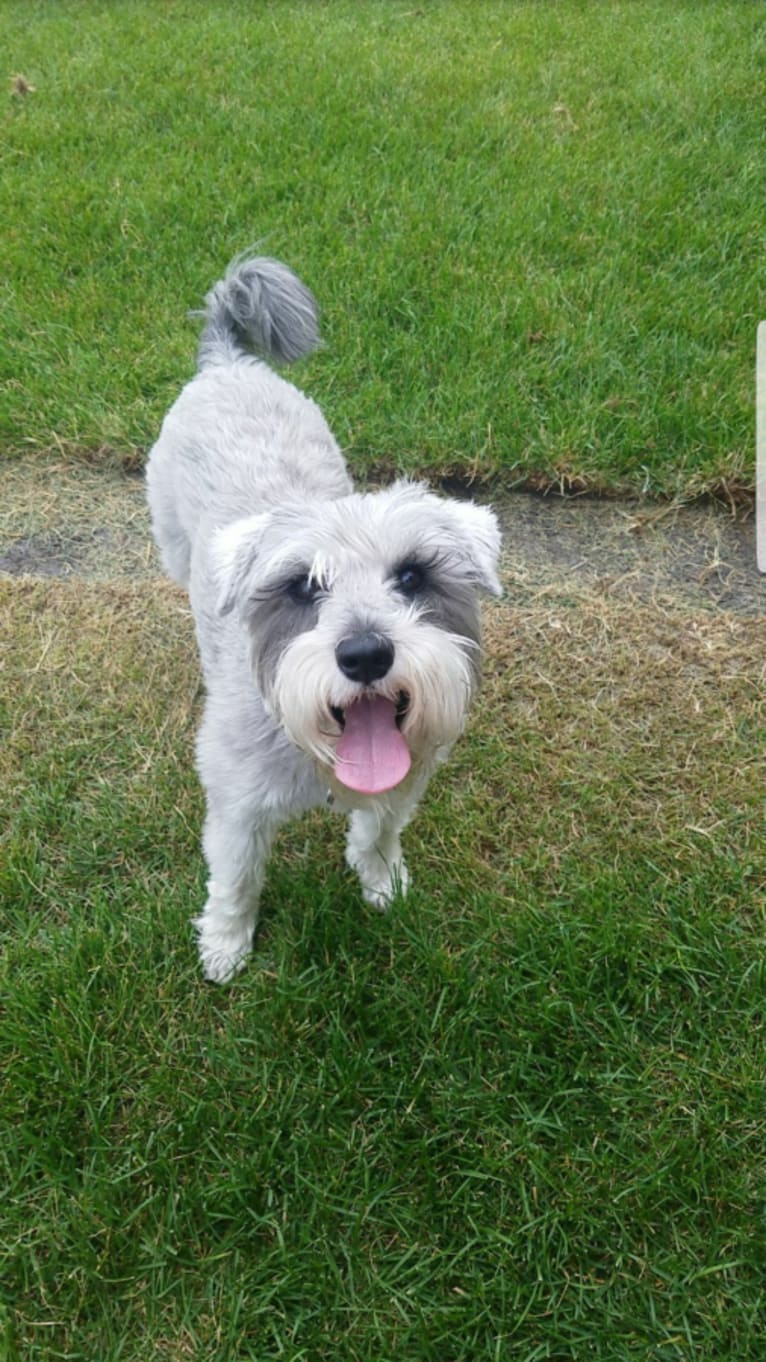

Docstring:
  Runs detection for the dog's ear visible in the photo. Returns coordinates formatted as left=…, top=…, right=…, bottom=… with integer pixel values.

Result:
left=212, top=514, right=272, bottom=615
left=441, top=500, right=503, bottom=597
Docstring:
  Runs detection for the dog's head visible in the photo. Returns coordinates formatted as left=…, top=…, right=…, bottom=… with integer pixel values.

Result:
left=213, top=480, right=501, bottom=795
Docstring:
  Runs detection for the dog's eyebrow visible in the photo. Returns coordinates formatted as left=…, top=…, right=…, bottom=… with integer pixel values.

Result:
left=388, top=549, right=448, bottom=580
left=250, top=558, right=334, bottom=601
left=307, top=550, right=336, bottom=588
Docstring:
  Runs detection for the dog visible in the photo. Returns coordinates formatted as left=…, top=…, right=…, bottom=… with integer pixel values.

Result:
left=146, top=255, right=501, bottom=982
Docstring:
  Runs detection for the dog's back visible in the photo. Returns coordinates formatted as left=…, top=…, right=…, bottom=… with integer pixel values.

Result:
left=146, top=256, right=351, bottom=589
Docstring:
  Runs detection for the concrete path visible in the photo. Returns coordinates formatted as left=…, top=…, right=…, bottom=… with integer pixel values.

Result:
left=1, top=454, right=763, bottom=614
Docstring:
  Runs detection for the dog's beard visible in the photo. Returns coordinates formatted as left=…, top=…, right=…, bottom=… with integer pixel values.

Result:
left=261, top=620, right=477, bottom=790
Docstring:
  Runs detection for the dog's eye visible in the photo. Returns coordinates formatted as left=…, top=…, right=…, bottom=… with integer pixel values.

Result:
left=287, top=573, right=321, bottom=605
left=394, top=562, right=427, bottom=597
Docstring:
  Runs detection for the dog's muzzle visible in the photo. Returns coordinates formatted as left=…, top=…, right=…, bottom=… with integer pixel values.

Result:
left=329, top=634, right=411, bottom=795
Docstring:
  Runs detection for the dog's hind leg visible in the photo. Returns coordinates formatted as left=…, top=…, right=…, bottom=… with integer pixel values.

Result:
left=193, top=800, right=278, bottom=983
left=145, top=449, right=192, bottom=588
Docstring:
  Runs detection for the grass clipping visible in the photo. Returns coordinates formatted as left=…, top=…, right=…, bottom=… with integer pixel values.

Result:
left=3, top=576, right=764, bottom=912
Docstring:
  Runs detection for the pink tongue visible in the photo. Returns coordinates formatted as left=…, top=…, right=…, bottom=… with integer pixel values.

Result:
left=334, top=695, right=411, bottom=794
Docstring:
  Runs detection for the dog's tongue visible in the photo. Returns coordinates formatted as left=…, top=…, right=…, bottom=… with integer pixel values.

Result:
left=334, top=695, right=411, bottom=794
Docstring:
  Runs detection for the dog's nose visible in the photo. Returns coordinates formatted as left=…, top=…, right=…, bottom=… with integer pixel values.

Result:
left=335, top=632, right=395, bottom=684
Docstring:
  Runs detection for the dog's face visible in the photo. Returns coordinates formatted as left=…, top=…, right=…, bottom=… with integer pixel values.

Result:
left=215, top=481, right=501, bottom=795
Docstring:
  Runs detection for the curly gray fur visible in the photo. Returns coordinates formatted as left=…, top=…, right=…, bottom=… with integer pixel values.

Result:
left=197, top=255, right=321, bottom=368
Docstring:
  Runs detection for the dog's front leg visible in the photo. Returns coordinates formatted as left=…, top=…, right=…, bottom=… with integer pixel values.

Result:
left=346, top=807, right=409, bottom=908
left=345, top=777, right=428, bottom=910
left=194, top=802, right=278, bottom=983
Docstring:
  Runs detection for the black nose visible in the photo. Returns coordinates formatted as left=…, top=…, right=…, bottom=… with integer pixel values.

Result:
left=335, top=632, right=395, bottom=684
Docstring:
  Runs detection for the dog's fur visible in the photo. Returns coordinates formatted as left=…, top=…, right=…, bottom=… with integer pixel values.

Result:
left=146, top=256, right=501, bottom=982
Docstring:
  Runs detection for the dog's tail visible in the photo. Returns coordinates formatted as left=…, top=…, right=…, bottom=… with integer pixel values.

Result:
left=197, top=255, right=321, bottom=369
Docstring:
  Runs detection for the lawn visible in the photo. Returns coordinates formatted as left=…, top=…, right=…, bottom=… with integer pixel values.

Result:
left=2, top=579, right=765, bottom=1359
left=2, top=0, right=764, bottom=495
left=2, top=3, right=766, bottom=1359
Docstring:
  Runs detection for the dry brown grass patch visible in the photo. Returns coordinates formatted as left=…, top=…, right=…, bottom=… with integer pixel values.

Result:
left=464, top=599, right=766, bottom=889
left=2, top=577, right=198, bottom=798
left=3, top=580, right=764, bottom=905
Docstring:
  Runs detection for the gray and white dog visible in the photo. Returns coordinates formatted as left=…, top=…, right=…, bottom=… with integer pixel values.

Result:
left=146, top=255, right=501, bottom=982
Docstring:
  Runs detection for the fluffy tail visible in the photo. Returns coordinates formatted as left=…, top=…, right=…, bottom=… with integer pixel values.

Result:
left=197, top=255, right=321, bottom=369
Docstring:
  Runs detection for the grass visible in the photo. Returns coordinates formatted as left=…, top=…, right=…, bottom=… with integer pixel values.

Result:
left=2, top=577, right=765, bottom=1360
left=2, top=0, right=765, bottom=496
left=3, top=3, right=765, bottom=1356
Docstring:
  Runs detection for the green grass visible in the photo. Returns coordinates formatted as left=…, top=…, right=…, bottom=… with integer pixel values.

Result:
left=2, top=0, right=765, bottom=495
left=2, top=580, right=765, bottom=1360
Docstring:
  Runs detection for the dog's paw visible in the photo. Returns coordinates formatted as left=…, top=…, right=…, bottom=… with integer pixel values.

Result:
left=193, top=916, right=254, bottom=984
left=358, top=859, right=410, bottom=911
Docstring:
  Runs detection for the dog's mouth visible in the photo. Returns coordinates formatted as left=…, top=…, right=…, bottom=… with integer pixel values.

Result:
left=330, top=691, right=409, bottom=732
left=330, top=692, right=411, bottom=794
